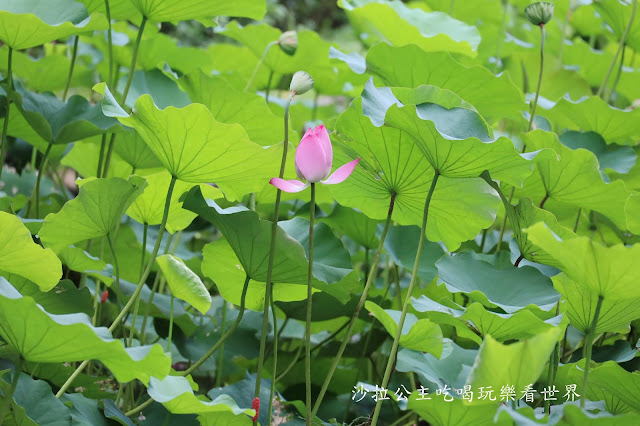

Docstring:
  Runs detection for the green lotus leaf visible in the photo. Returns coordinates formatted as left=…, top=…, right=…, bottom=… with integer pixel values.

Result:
left=0, top=46, right=92, bottom=93
left=39, top=176, right=147, bottom=253
left=0, top=211, right=62, bottom=291
left=128, top=0, right=265, bottom=23
left=383, top=225, right=445, bottom=284
left=78, top=0, right=141, bottom=20
left=330, top=97, right=501, bottom=251
left=156, top=254, right=211, bottom=314
left=147, top=375, right=254, bottom=419
left=526, top=222, right=640, bottom=300
left=95, top=85, right=280, bottom=200
left=10, top=83, right=120, bottom=145
left=365, top=300, right=443, bottom=356
left=553, top=273, right=640, bottom=334
left=407, top=393, right=505, bottom=425
left=516, top=130, right=631, bottom=230
left=594, top=0, right=640, bottom=53
left=0, top=372, right=72, bottom=425
left=366, top=43, right=525, bottom=122
left=126, top=171, right=223, bottom=234
left=0, top=0, right=108, bottom=50
left=582, top=361, right=640, bottom=411
left=628, top=193, right=640, bottom=234
left=559, top=131, right=637, bottom=175
left=58, top=246, right=114, bottom=286
left=177, top=71, right=287, bottom=147
left=5, top=277, right=93, bottom=316
left=376, top=90, right=553, bottom=187
left=542, top=96, right=640, bottom=146
left=436, top=252, right=560, bottom=313
left=319, top=205, right=381, bottom=249
left=412, top=295, right=564, bottom=342
left=466, top=327, right=563, bottom=405
left=339, top=0, right=481, bottom=57
left=0, top=278, right=171, bottom=384
left=61, top=138, right=135, bottom=179
left=184, top=186, right=359, bottom=306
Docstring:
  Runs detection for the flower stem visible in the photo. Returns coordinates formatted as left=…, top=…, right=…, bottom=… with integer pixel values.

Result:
left=305, top=183, right=316, bottom=426
left=581, top=295, right=604, bottom=408
left=181, top=275, right=250, bottom=377
left=597, top=0, right=637, bottom=98
left=0, top=46, right=12, bottom=183
left=527, top=25, right=545, bottom=133
left=253, top=91, right=295, bottom=424
left=55, top=176, right=176, bottom=398
left=370, top=172, right=440, bottom=426
left=244, top=41, right=277, bottom=92
left=607, top=43, right=626, bottom=103
left=268, top=287, right=279, bottom=422
left=106, top=233, right=120, bottom=291
left=167, top=293, right=174, bottom=352
left=311, top=193, right=397, bottom=418
left=0, top=357, right=22, bottom=424
left=62, top=36, right=79, bottom=101
left=127, top=222, right=148, bottom=346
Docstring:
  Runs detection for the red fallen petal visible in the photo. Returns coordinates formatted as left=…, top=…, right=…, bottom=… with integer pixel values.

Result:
left=100, top=290, right=108, bottom=303
left=251, top=397, right=260, bottom=421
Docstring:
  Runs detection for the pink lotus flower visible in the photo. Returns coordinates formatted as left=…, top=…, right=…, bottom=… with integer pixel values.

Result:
left=270, top=125, right=360, bottom=193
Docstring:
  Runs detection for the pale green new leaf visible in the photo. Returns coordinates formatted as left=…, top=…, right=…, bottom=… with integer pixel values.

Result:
left=366, top=43, right=525, bottom=122
left=466, top=328, right=563, bottom=404
left=526, top=222, right=640, bottom=300
left=156, top=254, right=211, bottom=314
left=128, top=0, right=266, bottom=22
left=96, top=85, right=280, bottom=200
left=331, top=98, right=501, bottom=251
left=39, top=176, right=147, bottom=253
left=148, top=375, right=254, bottom=418
left=517, top=130, right=630, bottom=230
left=0, top=212, right=62, bottom=291
left=365, top=300, right=443, bottom=357
left=339, top=0, right=481, bottom=57
left=0, top=278, right=170, bottom=384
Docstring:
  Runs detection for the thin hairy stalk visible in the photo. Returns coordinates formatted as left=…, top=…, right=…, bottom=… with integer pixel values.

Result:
left=104, top=0, right=114, bottom=87
left=139, top=274, right=160, bottom=344
left=62, top=36, right=79, bottom=101
left=181, top=275, right=251, bottom=377
left=276, top=345, right=303, bottom=382
left=244, top=41, right=277, bottom=92
left=607, top=43, right=626, bottom=102
left=371, top=172, right=440, bottom=426
left=55, top=177, right=176, bottom=398
left=0, top=357, right=22, bottom=424
left=0, top=47, right=13, bottom=183
left=304, top=183, right=316, bottom=426
left=597, top=0, right=637, bottom=98
left=265, top=70, right=274, bottom=103
left=581, top=295, right=604, bottom=408
left=311, top=194, right=397, bottom=418
left=544, top=302, right=561, bottom=414
left=573, top=208, right=582, bottom=233
left=253, top=91, right=295, bottom=422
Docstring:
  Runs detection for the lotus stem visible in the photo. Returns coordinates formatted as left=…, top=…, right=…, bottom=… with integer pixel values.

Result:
left=597, top=0, right=637, bottom=98
left=371, top=171, right=440, bottom=426
left=62, top=36, right=79, bottom=101
left=304, top=182, right=316, bottom=426
left=253, top=91, right=295, bottom=424
left=311, top=193, right=396, bottom=418
left=244, top=40, right=277, bottom=92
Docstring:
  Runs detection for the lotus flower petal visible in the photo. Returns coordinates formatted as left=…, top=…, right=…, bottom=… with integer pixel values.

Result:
left=269, top=178, right=310, bottom=193
left=321, top=158, right=361, bottom=185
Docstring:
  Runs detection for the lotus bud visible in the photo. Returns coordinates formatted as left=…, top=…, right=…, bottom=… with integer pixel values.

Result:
left=278, top=30, right=298, bottom=55
left=525, top=2, right=554, bottom=26
left=289, top=70, right=314, bottom=95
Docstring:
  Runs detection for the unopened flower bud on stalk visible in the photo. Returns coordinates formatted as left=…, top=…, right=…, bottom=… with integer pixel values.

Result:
left=525, top=1, right=554, bottom=26
left=278, top=30, right=298, bottom=55
left=289, top=70, right=314, bottom=95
